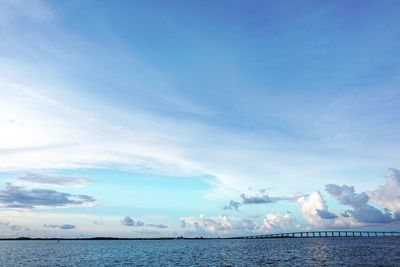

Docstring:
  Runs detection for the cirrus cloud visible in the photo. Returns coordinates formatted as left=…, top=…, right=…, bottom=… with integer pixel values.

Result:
left=14, top=172, right=95, bottom=187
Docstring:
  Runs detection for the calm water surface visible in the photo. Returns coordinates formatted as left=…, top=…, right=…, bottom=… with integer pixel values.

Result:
left=0, top=238, right=399, bottom=266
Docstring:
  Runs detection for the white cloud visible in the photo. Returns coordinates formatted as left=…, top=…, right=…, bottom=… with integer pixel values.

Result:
left=182, top=213, right=299, bottom=236
left=298, top=191, right=335, bottom=227
left=261, top=212, right=294, bottom=231
left=297, top=191, right=364, bottom=228
left=368, top=168, right=400, bottom=213
left=182, top=214, right=233, bottom=235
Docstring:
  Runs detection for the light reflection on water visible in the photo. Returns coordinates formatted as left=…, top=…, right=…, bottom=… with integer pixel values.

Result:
left=0, top=238, right=399, bottom=266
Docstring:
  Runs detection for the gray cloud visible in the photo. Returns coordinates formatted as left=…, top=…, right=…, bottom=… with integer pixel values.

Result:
left=223, top=189, right=297, bottom=212
left=240, top=193, right=274, bottom=204
left=259, top=189, right=266, bottom=194
left=316, top=209, right=338, bottom=220
left=240, top=193, right=294, bottom=205
left=15, top=172, right=95, bottom=187
left=0, top=221, right=26, bottom=231
left=223, top=200, right=241, bottom=211
left=147, top=224, right=168, bottom=228
left=44, top=224, right=76, bottom=230
left=394, top=212, right=400, bottom=221
left=325, top=184, right=393, bottom=224
left=0, top=183, right=96, bottom=208
left=240, top=218, right=259, bottom=231
left=121, top=216, right=144, bottom=227
left=180, top=220, right=186, bottom=229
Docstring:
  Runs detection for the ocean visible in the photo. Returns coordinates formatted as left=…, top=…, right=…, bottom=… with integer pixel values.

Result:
left=0, top=238, right=399, bottom=266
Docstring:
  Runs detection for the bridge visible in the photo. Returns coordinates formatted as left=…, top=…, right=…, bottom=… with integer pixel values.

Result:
left=229, top=231, right=400, bottom=239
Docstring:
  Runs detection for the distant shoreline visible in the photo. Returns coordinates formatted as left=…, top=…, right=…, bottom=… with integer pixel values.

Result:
left=0, top=237, right=214, bottom=241
left=1, top=232, right=399, bottom=241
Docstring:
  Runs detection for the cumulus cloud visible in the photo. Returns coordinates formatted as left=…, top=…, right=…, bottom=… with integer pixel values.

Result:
left=44, top=224, right=76, bottom=230
left=14, top=172, right=95, bottom=187
left=147, top=224, right=168, bottom=229
left=298, top=191, right=337, bottom=227
left=223, top=200, right=241, bottom=211
left=182, top=213, right=295, bottom=236
left=121, top=216, right=144, bottom=227
left=261, top=212, right=295, bottom=231
left=181, top=214, right=254, bottom=236
left=185, top=214, right=233, bottom=235
left=0, top=183, right=96, bottom=208
left=326, top=184, right=393, bottom=224
left=368, top=168, right=400, bottom=213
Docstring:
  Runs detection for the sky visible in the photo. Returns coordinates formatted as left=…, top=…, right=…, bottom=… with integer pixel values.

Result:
left=0, top=0, right=400, bottom=238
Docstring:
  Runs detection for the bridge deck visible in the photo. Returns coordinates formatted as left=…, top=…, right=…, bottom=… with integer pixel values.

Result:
left=229, top=231, right=400, bottom=239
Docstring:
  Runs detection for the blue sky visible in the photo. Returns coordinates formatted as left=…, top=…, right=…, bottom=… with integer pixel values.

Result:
left=0, top=0, right=400, bottom=237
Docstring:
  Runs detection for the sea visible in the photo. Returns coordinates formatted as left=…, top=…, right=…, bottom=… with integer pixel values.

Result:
left=0, top=238, right=399, bottom=266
